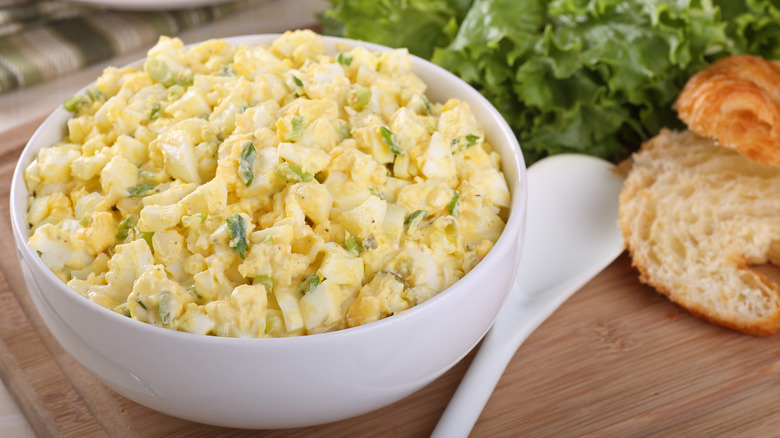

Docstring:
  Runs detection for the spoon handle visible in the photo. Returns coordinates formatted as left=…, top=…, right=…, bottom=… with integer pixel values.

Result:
left=430, top=272, right=599, bottom=438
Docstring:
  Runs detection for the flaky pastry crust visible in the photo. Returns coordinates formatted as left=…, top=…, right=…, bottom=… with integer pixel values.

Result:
left=674, top=55, right=780, bottom=167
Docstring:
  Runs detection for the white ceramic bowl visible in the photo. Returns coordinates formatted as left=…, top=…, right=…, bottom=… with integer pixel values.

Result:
left=10, top=34, right=527, bottom=429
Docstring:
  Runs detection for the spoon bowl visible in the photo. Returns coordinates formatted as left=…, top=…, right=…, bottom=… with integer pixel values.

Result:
left=432, top=153, right=625, bottom=437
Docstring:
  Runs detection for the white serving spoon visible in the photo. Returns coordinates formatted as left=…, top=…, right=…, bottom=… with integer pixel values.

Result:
left=432, top=153, right=626, bottom=437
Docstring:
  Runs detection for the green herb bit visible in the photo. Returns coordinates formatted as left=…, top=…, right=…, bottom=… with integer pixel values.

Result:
left=140, top=231, right=154, bottom=247
left=285, top=116, right=305, bottom=141
left=168, top=85, right=185, bottom=99
left=123, top=307, right=132, bottom=318
left=63, top=95, right=84, bottom=112
left=345, top=235, right=363, bottom=256
left=149, top=103, right=161, bottom=121
left=368, top=187, right=384, bottom=200
left=447, top=191, right=460, bottom=217
left=452, top=134, right=481, bottom=151
left=301, top=274, right=321, bottom=295
left=87, top=86, right=104, bottom=102
left=79, top=215, right=90, bottom=227
left=145, top=58, right=176, bottom=86
left=238, top=141, right=256, bottom=187
left=348, top=87, right=371, bottom=110
left=421, top=95, right=431, bottom=114
left=404, top=209, right=427, bottom=231
left=186, top=284, right=202, bottom=300
left=218, top=64, right=234, bottom=76
left=176, top=74, right=194, bottom=87
left=226, top=213, right=249, bottom=259
left=183, top=213, right=206, bottom=226
left=116, top=214, right=139, bottom=240
left=127, top=183, right=156, bottom=198
left=265, top=314, right=282, bottom=334
left=136, top=299, right=148, bottom=311
left=276, top=162, right=313, bottom=182
left=158, top=290, right=175, bottom=325
left=292, top=75, right=303, bottom=87
left=379, top=126, right=402, bottom=155
left=254, top=274, right=274, bottom=292
left=337, top=53, right=353, bottom=66
left=336, top=122, right=351, bottom=140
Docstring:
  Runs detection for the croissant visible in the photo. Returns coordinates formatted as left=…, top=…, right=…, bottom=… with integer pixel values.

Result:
left=619, top=129, right=780, bottom=335
left=674, top=55, right=780, bottom=167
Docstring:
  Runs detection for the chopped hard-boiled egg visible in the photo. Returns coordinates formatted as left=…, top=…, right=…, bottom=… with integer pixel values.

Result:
left=24, top=30, right=510, bottom=337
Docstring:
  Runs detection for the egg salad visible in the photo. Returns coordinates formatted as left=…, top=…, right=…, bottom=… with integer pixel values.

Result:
left=23, top=30, right=510, bottom=337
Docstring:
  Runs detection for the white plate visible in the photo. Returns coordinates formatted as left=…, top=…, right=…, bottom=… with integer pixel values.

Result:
left=61, top=0, right=236, bottom=10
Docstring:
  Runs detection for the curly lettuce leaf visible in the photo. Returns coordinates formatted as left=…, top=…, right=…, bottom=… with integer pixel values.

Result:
left=322, top=0, right=473, bottom=59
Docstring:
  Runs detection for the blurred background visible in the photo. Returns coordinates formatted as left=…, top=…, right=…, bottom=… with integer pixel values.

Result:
left=0, top=0, right=328, bottom=135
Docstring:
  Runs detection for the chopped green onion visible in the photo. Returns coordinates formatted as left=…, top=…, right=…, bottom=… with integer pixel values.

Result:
left=276, top=162, right=313, bottom=182
left=447, top=191, right=460, bottom=217
left=265, top=314, right=282, bottom=334
left=149, top=103, right=161, bottom=121
left=285, top=116, right=305, bottom=141
left=168, top=85, right=185, bottom=99
left=238, top=141, right=256, bottom=187
left=337, top=53, right=353, bottom=66
left=140, top=231, right=154, bottom=247
left=87, top=86, right=104, bottom=102
left=158, top=290, right=174, bottom=325
left=182, top=213, right=206, bottom=226
left=116, top=214, right=139, bottom=240
left=136, top=299, right=148, bottom=311
left=368, top=187, right=384, bottom=199
left=127, top=183, right=156, bottom=198
left=218, top=64, right=234, bottom=76
left=254, top=274, right=274, bottom=292
left=63, top=95, right=84, bottom=112
left=145, top=58, right=176, bottom=86
left=226, top=213, right=249, bottom=259
left=379, top=126, right=402, bottom=155
left=123, top=307, right=132, bottom=318
left=404, top=209, right=427, bottom=231
left=348, top=87, right=371, bottom=110
left=336, top=122, right=351, bottom=140
left=186, top=284, right=202, bottom=300
left=176, top=74, right=194, bottom=88
left=421, top=95, right=431, bottom=114
left=452, top=134, right=481, bottom=151
left=345, top=235, right=363, bottom=255
left=292, top=75, right=303, bottom=87
left=79, top=215, right=90, bottom=227
left=301, top=274, right=321, bottom=295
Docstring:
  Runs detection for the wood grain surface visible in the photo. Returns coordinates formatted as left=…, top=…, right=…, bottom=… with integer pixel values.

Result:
left=3, top=119, right=780, bottom=437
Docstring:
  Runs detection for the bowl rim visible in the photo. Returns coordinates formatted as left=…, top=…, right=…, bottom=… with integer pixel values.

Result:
left=9, top=33, right=527, bottom=345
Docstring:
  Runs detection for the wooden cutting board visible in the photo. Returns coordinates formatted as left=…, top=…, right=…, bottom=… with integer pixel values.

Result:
left=3, top=117, right=780, bottom=437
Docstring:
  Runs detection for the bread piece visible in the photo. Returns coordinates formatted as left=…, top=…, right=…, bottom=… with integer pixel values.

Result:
left=674, top=55, right=780, bottom=167
left=619, top=129, right=780, bottom=335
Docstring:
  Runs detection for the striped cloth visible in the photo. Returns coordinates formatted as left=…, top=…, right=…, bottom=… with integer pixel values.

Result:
left=0, top=0, right=254, bottom=93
